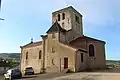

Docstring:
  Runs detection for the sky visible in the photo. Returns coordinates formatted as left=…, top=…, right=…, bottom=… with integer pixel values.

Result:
left=0, top=0, right=120, bottom=60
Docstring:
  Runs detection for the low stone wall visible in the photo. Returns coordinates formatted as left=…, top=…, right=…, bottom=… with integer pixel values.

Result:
left=0, top=67, right=10, bottom=75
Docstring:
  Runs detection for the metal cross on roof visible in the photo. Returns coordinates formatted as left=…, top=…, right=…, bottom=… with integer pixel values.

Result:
left=31, top=38, right=33, bottom=43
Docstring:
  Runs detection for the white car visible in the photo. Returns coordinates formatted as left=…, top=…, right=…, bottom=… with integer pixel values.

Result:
left=24, top=67, right=34, bottom=75
left=4, top=69, right=22, bottom=80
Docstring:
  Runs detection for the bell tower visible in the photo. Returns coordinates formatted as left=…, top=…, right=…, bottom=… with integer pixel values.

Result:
left=52, top=6, right=83, bottom=42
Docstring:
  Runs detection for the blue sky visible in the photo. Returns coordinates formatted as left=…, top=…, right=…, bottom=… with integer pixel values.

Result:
left=0, top=0, right=120, bottom=60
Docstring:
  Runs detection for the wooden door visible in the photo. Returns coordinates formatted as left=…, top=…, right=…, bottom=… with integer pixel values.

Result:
left=64, top=57, right=68, bottom=69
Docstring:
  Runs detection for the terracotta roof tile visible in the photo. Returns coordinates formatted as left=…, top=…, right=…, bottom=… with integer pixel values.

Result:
left=70, top=36, right=105, bottom=44
left=21, top=41, right=42, bottom=48
left=59, top=42, right=87, bottom=52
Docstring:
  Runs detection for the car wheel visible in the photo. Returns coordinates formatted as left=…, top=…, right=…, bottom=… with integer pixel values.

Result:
left=4, top=78, right=9, bottom=80
left=4, top=78, right=6, bottom=80
left=24, top=73, right=27, bottom=75
left=19, top=75, right=22, bottom=78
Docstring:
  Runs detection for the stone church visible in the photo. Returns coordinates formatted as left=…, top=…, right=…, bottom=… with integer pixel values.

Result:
left=20, top=6, right=106, bottom=74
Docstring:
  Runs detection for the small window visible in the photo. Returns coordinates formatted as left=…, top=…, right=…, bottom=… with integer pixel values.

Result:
left=51, top=47, right=55, bottom=53
left=64, top=57, right=68, bottom=69
left=62, top=13, right=65, bottom=20
left=52, top=59, right=55, bottom=65
left=62, top=22, right=64, bottom=28
left=58, top=14, right=60, bottom=21
left=75, top=15, right=79, bottom=23
left=52, top=33, right=55, bottom=38
left=89, top=44, right=95, bottom=57
left=68, top=18, right=69, bottom=24
left=81, top=53, right=83, bottom=62
left=26, top=52, right=28, bottom=60
left=39, top=50, right=42, bottom=59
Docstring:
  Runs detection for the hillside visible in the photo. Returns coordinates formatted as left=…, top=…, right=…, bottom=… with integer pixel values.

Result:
left=0, top=53, right=21, bottom=61
left=0, top=53, right=119, bottom=65
left=106, top=60, right=120, bottom=65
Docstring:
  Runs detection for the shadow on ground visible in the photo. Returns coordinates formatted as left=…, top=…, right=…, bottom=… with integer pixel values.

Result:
left=21, top=75, right=38, bottom=79
left=82, top=68, right=120, bottom=73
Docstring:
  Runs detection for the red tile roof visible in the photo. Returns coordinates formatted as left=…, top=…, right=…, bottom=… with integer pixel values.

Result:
left=70, top=36, right=105, bottom=44
left=59, top=41, right=87, bottom=53
left=20, top=41, right=42, bottom=48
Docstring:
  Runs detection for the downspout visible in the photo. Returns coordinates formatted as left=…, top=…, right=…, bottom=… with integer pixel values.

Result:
left=60, top=58, right=61, bottom=72
left=85, top=40, right=89, bottom=69
left=85, top=40, right=88, bottom=50
left=58, top=29, right=61, bottom=72
left=75, top=50, right=78, bottom=72
left=43, top=38, right=45, bottom=73
left=20, top=46, right=23, bottom=72
left=41, top=35, right=46, bottom=73
left=58, top=30, right=60, bottom=42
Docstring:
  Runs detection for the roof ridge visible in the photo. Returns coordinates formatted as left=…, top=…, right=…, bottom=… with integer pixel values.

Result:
left=83, top=36, right=105, bottom=43
left=69, top=35, right=105, bottom=44
left=59, top=42, right=77, bottom=49
left=46, top=21, right=66, bottom=33
left=32, top=41, right=42, bottom=44
left=58, top=42, right=87, bottom=52
left=21, top=41, right=42, bottom=48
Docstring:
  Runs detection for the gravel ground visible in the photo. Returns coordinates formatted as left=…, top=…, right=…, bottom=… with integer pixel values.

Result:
left=0, top=75, right=4, bottom=80
left=50, top=72, right=120, bottom=80
left=2, top=68, right=120, bottom=80
left=17, top=72, right=120, bottom=80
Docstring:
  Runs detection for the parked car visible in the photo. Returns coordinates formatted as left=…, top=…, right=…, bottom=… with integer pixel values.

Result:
left=4, top=69, right=22, bottom=80
left=24, top=67, right=34, bottom=75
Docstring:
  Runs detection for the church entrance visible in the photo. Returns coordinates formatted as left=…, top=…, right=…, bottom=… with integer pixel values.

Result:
left=64, top=57, right=68, bottom=69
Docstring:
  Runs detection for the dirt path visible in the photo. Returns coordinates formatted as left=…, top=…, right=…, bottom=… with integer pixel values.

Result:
left=0, top=75, right=4, bottom=80
left=9, top=71, right=120, bottom=80
left=47, top=72, right=120, bottom=80
left=21, top=72, right=120, bottom=80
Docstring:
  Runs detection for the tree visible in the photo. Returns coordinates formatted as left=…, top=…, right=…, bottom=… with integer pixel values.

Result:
left=0, top=58, right=19, bottom=68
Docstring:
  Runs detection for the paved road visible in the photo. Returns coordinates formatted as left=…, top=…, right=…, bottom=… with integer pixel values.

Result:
left=17, top=72, right=120, bottom=80
left=18, top=73, right=72, bottom=80
left=0, top=75, right=4, bottom=80
left=2, top=68, right=120, bottom=80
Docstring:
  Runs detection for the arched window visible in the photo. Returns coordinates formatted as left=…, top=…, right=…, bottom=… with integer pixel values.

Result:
left=68, top=18, right=69, bottom=24
left=62, top=22, right=64, bottom=28
left=52, top=59, right=55, bottom=65
left=51, top=47, right=55, bottom=53
left=52, top=33, right=55, bottom=38
left=89, top=44, right=95, bottom=57
left=81, top=53, right=83, bottom=62
left=75, top=15, right=80, bottom=23
left=26, top=52, right=28, bottom=59
left=58, top=14, right=60, bottom=21
left=39, top=50, right=42, bottom=59
left=62, top=13, right=65, bottom=20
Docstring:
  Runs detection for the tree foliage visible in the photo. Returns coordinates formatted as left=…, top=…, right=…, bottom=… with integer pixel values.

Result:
left=0, top=58, right=19, bottom=68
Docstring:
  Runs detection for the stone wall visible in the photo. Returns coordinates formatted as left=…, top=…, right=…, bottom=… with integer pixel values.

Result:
left=20, top=45, right=43, bottom=74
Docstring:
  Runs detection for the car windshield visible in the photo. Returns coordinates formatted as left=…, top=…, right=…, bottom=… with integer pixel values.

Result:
left=26, top=67, right=32, bottom=69
left=7, top=70, right=12, bottom=74
left=12, top=69, right=20, bottom=73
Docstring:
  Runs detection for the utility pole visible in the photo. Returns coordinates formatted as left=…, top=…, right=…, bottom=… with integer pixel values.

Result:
left=0, top=0, right=4, bottom=21
left=0, top=18, right=4, bottom=20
